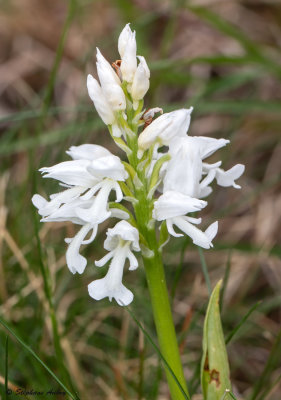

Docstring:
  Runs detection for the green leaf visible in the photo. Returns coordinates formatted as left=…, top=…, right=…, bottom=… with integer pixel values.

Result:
left=201, top=280, right=231, bottom=400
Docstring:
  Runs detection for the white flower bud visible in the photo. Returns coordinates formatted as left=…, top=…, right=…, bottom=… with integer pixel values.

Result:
left=87, top=75, right=115, bottom=125
left=137, top=55, right=150, bottom=78
left=102, top=82, right=126, bottom=111
left=138, top=108, right=193, bottom=151
left=120, top=30, right=137, bottom=83
left=131, top=56, right=150, bottom=103
left=96, top=48, right=126, bottom=111
left=96, top=48, right=121, bottom=86
left=118, top=24, right=133, bottom=58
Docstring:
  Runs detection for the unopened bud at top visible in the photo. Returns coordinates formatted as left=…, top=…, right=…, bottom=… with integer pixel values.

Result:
left=118, top=24, right=133, bottom=58
left=138, top=108, right=193, bottom=151
left=119, top=26, right=137, bottom=83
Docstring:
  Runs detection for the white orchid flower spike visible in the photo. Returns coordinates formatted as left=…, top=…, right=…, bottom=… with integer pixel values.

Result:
left=33, top=23, right=244, bottom=314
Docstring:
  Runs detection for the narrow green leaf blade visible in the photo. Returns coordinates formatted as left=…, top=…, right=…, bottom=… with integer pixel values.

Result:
left=126, top=307, right=190, bottom=400
left=4, top=335, right=8, bottom=400
left=0, top=317, right=78, bottom=400
left=226, top=301, right=261, bottom=345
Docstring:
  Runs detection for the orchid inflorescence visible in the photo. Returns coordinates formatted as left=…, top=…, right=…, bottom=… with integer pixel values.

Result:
left=33, top=24, right=244, bottom=307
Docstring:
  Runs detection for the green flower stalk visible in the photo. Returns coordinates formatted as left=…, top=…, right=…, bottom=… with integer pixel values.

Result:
left=32, top=23, right=244, bottom=399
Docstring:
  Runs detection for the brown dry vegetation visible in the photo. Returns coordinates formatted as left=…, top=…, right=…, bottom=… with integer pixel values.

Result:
left=0, top=0, right=281, bottom=399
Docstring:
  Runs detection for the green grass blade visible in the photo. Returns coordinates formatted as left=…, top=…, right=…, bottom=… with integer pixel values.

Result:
left=186, top=6, right=281, bottom=78
left=39, top=0, right=77, bottom=127
left=259, top=372, right=281, bottom=400
left=0, top=317, right=78, bottom=400
left=221, top=390, right=238, bottom=400
left=126, top=307, right=190, bottom=400
left=220, top=251, right=232, bottom=312
left=250, top=326, right=281, bottom=400
left=226, top=301, right=261, bottom=345
left=4, top=335, right=8, bottom=400
left=32, top=191, right=78, bottom=396
left=0, top=119, right=101, bottom=156
left=198, top=247, right=212, bottom=296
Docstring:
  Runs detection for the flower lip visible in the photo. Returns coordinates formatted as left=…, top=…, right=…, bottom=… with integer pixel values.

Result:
left=88, top=221, right=139, bottom=306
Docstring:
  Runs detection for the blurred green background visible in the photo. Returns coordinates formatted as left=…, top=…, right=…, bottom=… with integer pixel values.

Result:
left=0, top=0, right=281, bottom=399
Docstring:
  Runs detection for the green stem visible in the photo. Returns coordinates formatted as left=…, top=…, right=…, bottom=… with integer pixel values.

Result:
left=142, top=233, right=189, bottom=400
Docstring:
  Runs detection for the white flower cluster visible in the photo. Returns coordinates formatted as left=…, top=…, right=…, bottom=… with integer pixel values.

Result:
left=140, top=114, right=245, bottom=248
left=33, top=24, right=244, bottom=306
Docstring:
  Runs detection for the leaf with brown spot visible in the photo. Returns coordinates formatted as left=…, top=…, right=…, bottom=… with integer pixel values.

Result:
left=200, top=280, right=232, bottom=400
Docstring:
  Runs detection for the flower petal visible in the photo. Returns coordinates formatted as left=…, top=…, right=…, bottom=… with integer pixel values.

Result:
left=95, top=250, right=115, bottom=267
left=66, top=143, right=112, bottom=161
left=172, top=216, right=217, bottom=249
left=104, top=220, right=140, bottom=251
left=66, top=223, right=93, bottom=274
left=153, top=191, right=207, bottom=220
left=40, top=160, right=97, bottom=187
left=127, top=249, right=138, bottom=271
left=87, top=155, right=128, bottom=181
left=166, top=219, right=184, bottom=238
left=215, top=164, right=245, bottom=188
